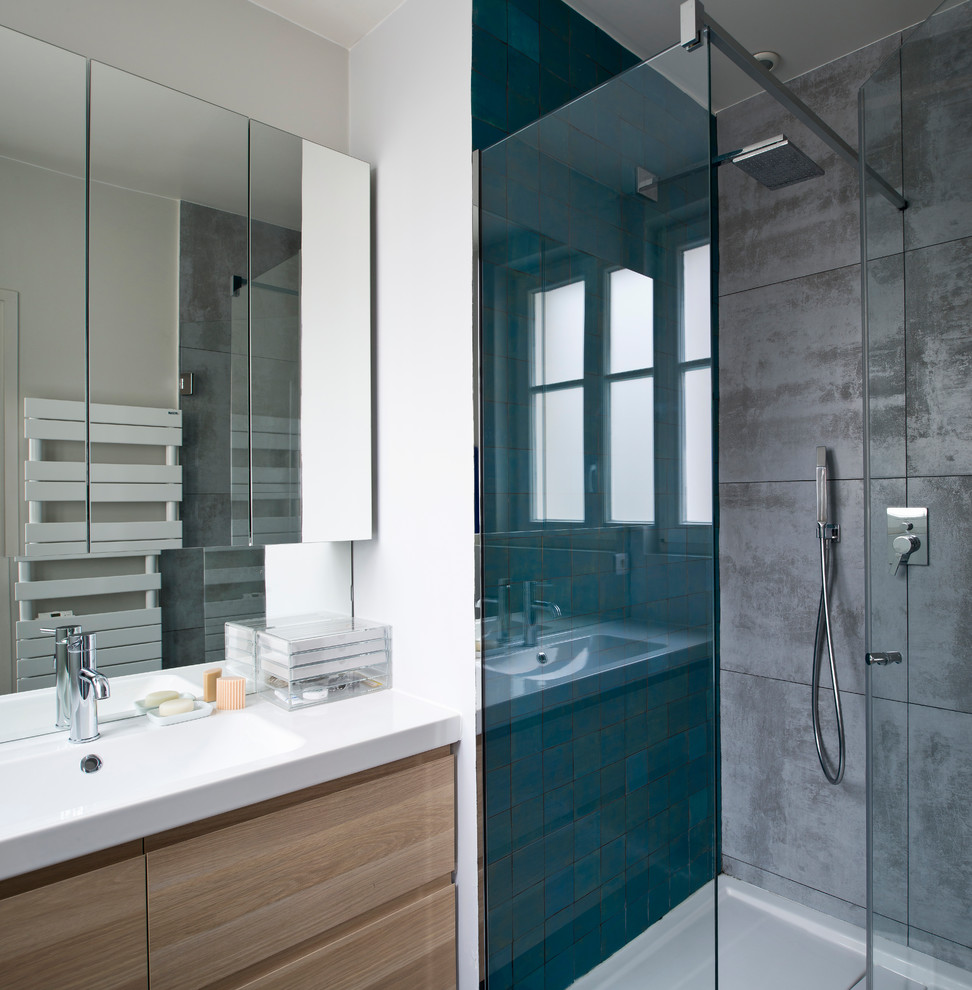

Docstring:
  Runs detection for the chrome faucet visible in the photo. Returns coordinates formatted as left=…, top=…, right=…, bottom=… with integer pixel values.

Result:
left=66, top=632, right=109, bottom=744
left=41, top=623, right=82, bottom=729
left=523, top=580, right=562, bottom=646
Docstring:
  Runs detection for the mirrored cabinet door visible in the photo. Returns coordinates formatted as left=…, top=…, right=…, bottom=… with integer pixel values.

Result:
left=249, top=121, right=302, bottom=547
left=88, top=61, right=250, bottom=554
left=0, top=30, right=87, bottom=560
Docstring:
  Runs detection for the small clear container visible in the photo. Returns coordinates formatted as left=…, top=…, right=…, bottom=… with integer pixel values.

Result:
left=253, top=614, right=392, bottom=711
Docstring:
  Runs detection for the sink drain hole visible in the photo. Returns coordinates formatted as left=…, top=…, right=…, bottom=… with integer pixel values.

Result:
left=80, top=754, right=102, bottom=774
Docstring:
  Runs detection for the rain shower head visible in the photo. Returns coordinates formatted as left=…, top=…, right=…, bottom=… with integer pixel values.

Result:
left=731, top=134, right=824, bottom=189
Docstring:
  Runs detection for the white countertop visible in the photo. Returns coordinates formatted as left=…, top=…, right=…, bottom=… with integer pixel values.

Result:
left=0, top=689, right=461, bottom=881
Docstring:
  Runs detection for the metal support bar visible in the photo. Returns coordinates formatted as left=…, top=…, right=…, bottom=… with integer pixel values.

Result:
left=680, top=0, right=906, bottom=211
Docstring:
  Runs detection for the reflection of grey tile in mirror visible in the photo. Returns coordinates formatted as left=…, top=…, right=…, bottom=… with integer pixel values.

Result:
left=249, top=122, right=302, bottom=547
left=0, top=26, right=87, bottom=558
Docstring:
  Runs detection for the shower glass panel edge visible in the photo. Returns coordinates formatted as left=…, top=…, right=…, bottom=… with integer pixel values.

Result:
left=479, top=38, right=717, bottom=990
left=861, top=1, right=972, bottom=986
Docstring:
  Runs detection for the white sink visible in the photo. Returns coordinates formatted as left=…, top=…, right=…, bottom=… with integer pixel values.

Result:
left=0, top=689, right=462, bottom=881
left=0, top=706, right=303, bottom=836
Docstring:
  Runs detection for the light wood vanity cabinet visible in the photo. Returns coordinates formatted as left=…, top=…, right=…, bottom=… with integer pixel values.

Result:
left=0, top=747, right=456, bottom=990
left=0, top=843, right=148, bottom=990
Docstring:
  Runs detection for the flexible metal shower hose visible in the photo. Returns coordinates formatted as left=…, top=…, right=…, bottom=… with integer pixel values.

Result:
left=813, top=526, right=845, bottom=785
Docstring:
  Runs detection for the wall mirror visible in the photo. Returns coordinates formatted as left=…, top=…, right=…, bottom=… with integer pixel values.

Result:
left=0, top=24, right=372, bottom=739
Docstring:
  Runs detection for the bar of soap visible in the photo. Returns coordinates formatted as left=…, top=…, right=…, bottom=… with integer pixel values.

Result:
left=143, top=690, right=180, bottom=709
left=202, top=667, right=222, bottom=703
left=158, top=698, right=195, bottom=717
left=216, top=676, right=245, bottom=711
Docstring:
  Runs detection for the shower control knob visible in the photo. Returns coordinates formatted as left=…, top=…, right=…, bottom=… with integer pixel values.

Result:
left=891, top=533, right=921, bottom=575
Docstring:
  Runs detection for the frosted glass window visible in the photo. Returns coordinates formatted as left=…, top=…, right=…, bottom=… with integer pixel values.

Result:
left=609, top=378, right=654, bottom=523
left=534, top=388, right=584, bottom=521
left=682, top=244, right=710, bottom=362
left=683, top=367, right=712, bottom=523
left=533, top=281, right=585, bottom=385
left=608, top=268, right=653, bottom=373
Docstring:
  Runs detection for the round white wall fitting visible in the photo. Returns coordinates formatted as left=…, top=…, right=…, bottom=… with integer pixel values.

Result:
left=753, top=51, right=781, bottom=71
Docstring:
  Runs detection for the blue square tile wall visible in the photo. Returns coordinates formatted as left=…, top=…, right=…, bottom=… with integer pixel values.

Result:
left=480, top=57, right=717, bottom=990
left=472, top=0, right=640, bottom=151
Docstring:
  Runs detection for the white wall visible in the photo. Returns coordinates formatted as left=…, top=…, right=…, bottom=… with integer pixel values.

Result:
left=0, top=0, right=349, bottom=151
left=348, top=0, right=476, bottom=985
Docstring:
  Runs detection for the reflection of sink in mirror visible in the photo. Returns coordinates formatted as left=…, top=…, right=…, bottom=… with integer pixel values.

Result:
left=0, top=669, right=204, bottom=745
left=487, top=634, right=664, bottom=681
left=0, top=704, right=304, bottom=836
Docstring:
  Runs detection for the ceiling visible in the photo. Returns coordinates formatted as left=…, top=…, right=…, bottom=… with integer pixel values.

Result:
left=248, top=0, right=941, bottom=107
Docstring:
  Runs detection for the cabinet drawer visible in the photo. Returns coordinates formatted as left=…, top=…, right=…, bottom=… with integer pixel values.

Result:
left=0, top=855, right=147, bottom=990
left=237, top=884, right=456, bottom=990
left=147, top=750, right=455, bottom=990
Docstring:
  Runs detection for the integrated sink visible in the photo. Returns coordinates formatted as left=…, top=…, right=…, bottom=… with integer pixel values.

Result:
left=0, top=706, right=304, bottom=836
left=0, top=689, right=462, bottom=881
left=487, top=632, right=663, bottom=682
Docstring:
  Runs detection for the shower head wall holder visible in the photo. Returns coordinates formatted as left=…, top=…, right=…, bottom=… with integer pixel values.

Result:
left=679, top=0, right=906, bottom=210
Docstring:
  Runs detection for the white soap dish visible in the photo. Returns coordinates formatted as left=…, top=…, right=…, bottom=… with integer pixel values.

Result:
left=145, top=700, right=214, bottom=726
left=134, top=692, right=196, bottom=715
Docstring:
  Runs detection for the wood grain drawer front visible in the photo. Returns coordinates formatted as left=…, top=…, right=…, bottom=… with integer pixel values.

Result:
left=147, top=753, right=455, bottom=990
left=237, top=884, right=456, bottom=990
left=0, top=856, right=147, bottom=990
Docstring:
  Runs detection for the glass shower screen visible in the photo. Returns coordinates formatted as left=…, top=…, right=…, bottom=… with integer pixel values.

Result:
left=479, top=39, right=717, bottom=990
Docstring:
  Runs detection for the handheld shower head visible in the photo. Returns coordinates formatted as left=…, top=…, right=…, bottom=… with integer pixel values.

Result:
left=816, top=446, right=829, bottom=527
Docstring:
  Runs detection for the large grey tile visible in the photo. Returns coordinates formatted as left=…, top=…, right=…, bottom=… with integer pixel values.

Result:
left=865, top=254, right=906, bottom=481
left=721, top=855, right=865, bottom=926
left=901, top=1, right=972, bottom=251
left=719, top=480, right=866, bottom=696
left=720, top=670, right=866, bottom=910
left=860, top=47, right=905, bottom=265
left=179, top=345, right=232, bottom=496
left=870, top=698, right=909, bottom=926
left=868, top=479, right=908, bottom=704
left=161, top=625, right=205, bottom=670
left=181, top=492, right=231, bottom=549
left=908, top=704, right=972, bottom=953
left=179, top=201, right=247, bottom=325
left=905, top=236, right=972, bottom=477
left=159, top=547, right=204, bottom=632
left=719, top=266, right=864, bottom=483
left=717, top=35, right=901, bottom=295
left=907, top=476, right=972, bottom=714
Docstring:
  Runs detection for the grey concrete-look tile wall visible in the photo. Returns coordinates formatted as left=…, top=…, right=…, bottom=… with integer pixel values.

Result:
left=901, top=0, right=972, bottom=252
left=905, top=236, right=972, bottom=478
left=907, top=475, right=972, bottom=715
left=716, top=37, right=882, bottom=920
left=909, top=705, right=972, bottom=965
left=720, top=671, right=866, bottom=918
left=720, top=480, right=865, bottom=696
left=717, top=35, right=901, bottom=297
left=719, top=266, right=864, bottom=483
